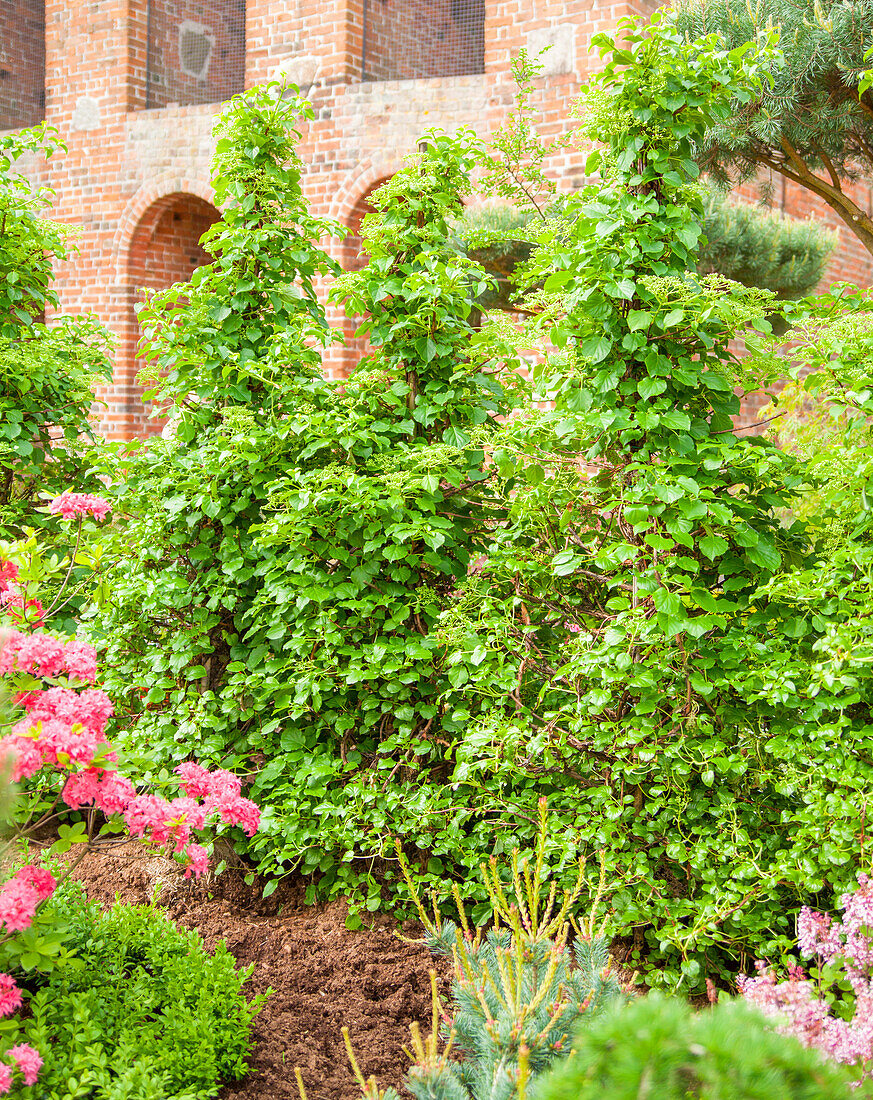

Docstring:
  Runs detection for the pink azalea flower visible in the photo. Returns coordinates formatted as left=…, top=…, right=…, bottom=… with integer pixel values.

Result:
left=24, top=687, right=113, bottom=737
left=62, top=767, right=137, bottom=814
left=0, top=878, right=40, bottom=932
left=48, top=492, right=111, bottom=522
left=18, top=718, right=100, bottom=768
left=0, top=736, right=42, bottom=782
left=167, top=796, right=207, bottom=832
left=61, top=768, right=103, bottom=810
left=205, top=768, right=242, bottom=800
left=95, top=771, right=136, bottom=815
left=61, top=640, right=98, bottom=683
left=0, top=975, right=22, bottom=1017
left=124, top=794, right=174, bottom=847
left=184, top=843, right=210, bottom=879
left=213, top=795, right=261, bottom=837
left=174, top=761, right=213, bottom=799
left=0, top=633, right=66, bottom=679
left=7, top=1044, right=41, bottom=1086
left=0, top=1062, right=11, bottom=1095
left=13, top=866, right=55, bottom=903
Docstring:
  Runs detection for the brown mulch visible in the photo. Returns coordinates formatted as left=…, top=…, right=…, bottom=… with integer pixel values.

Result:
left=64, top=842, right=449, bottom=1100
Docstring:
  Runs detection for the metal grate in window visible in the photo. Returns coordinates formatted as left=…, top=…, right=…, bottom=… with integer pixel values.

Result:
left=0, top=0, right=45, bottom=130
left=144, top=0, right=245, bottom=110
left=362, top=0, right=485, bottom=82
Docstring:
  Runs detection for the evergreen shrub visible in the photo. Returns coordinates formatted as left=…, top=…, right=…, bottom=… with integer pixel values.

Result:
left=538, top=995, right=856, bottom=1100
left=344, top=805, right=622, bottom=1100
left=5, top=883, right=266, bottom=1100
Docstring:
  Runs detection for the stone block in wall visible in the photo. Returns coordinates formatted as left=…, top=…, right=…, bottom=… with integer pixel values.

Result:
left=526, top=24, right=576, bottom=76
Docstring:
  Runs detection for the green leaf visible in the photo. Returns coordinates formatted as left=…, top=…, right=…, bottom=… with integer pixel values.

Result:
left=698, top=534, right=728, bottom=560
left=580, top=335, right=612, bottom=363
left=628, top=310, right=652, bottom=331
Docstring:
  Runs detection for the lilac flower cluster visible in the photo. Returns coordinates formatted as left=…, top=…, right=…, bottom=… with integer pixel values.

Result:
left=740, top=874, right=873, bottom=1082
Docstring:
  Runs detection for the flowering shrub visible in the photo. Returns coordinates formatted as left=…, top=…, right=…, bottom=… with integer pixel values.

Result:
left=0, top=561, right=43, bottom=630
left=739, top=875, right=873, bottom=1085
left=46, top=492, right=111, bottom=523
left=0, top=497, right=262, bottom=1093
left=0, top=127, right=112, bottom=543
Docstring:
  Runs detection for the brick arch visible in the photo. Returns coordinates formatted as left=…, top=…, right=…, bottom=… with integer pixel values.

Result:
left=328, top=160, right=401, bottom=227
left=112, top=176, right=217, bottom=282
left=328, top=174, right=392, bottom=379
left=111, top=189, right=221, bottom=439
left=342, top=175, right=390, bottom=271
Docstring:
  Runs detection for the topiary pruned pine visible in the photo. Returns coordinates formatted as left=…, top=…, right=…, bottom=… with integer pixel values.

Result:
left=341, top=801, right=623, bottom=1100
left=698, top=190, right=836, bottom=300
left=454, top=187, right=835, bottom=315
left=537, top=994, right=857, bottom=1100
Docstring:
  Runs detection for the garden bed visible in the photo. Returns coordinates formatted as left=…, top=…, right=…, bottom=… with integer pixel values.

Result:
left=62, top=842, right=445, bottom=1100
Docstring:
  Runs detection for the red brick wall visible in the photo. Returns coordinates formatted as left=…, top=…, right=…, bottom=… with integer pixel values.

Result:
left=0, top=0, right=45, bottom=129
left=142, top=0, right=245, bottom=110
left=2, top=0, right=871, bottom=439
left=362, top=0, right=484, bottom=81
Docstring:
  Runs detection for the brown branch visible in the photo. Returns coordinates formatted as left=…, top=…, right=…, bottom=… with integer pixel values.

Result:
left=712, top=411, right=785, bottom=435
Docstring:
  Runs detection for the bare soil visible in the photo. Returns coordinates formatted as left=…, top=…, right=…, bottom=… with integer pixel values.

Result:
left=64, top=842, right=448, bottom=1100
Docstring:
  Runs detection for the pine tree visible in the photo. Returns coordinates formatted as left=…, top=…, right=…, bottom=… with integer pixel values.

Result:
left=672, top=0, right=873, bottom=255
left=342, top=802, right=623, bottom=1100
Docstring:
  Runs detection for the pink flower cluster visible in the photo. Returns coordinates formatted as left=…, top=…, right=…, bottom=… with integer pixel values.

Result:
left=0, top=976, right=21, bottom=1018
left=0, top=632, right=96, bottom=682
left=0, top=628, right=261, bottom=889
left=57, top=764, right=258, bottom=879
left=0, top=1042, right=42, bottom=1092
left=0, top=682, right=115, bottom=781
left=0, top=866, right=56, bottom=934
left=740, top=874, right=873, bottom=1080
left=48, top=492, right=111, bottom=522
left=0, top=562, right=43, bottom=630
left=175, top=763, right=261, bottom=838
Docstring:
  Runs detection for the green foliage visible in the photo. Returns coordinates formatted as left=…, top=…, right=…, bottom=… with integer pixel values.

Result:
left=345, top=809, right=622, bottom=1100
left=698, top=191, right=836, bottom=299
left=0, top=857, right=94, bottom=980
left=433, top=16, right=828, bottom=989
left=672, top=0, right=873, bottom=255
left=89, top=22, right=873, bottom=991
left=456, top=188, right=835, bottom=313
left=88, top=88, right=526, bottom=920
left=0, top=126, right=112, bottom=540
left=4, top=890, right=266, bottom=1099
left=537, top=995, right=856, bottom=1099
